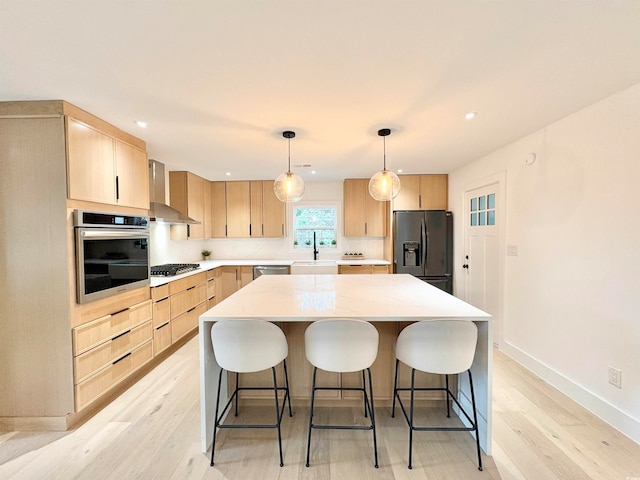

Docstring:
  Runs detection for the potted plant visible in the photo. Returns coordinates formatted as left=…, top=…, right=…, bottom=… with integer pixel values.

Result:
left=201, top=249, right=211, bottom=260
left=305, top=240, right=311, bottom=246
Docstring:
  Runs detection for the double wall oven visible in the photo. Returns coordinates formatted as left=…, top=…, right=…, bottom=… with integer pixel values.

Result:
left=74, top=210, right=150, bottom=304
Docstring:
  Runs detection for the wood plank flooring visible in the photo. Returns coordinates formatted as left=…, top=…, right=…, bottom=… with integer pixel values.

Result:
left=1, top=336, right=638, bottom=479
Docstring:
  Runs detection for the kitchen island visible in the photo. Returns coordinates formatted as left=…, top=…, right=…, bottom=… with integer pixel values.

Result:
left=199, top=274, right=492, bottom=454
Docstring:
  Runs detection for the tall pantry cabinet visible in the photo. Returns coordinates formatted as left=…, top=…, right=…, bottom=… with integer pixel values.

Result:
left=0, top=100, right=150, bottom=430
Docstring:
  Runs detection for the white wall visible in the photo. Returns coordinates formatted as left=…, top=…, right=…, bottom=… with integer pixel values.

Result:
left=449, top=82, right=640, bottom=442
left=150, top=181, right=385, bottom=265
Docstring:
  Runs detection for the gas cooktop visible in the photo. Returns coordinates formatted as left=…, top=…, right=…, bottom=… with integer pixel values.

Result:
left=150, top=263, right=200, bottom=277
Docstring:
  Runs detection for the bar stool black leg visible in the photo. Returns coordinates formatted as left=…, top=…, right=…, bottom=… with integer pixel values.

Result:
left=272, top=366, right=284, bottom=467
left=283, top=360, right=293, bottom=417
left=391, top=358, right=399, bottom=417
left=408, top=368, right=416, bottom=469
left=305, top=367, right=318, bottom=467
left=366, top=367, right=379, bottom=468
left=210, top=368, right=224, bottom=466
left=468, top=370, right=483, bottom=471
left=362, top=369, right=368, bottom=418
left=445, top=374, right=451, bottom=418
left=234, top=372, right=239, bottom=416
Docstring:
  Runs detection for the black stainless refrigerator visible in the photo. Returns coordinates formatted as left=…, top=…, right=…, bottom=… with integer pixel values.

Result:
left=393, top=210, right=453, bottom=294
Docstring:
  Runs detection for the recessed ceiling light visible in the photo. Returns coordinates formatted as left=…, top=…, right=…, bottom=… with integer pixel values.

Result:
left=311, top=170, right=316, bottom=174
left=135, top=120, right=148, bottom=128
left=397, top=169, right=403, bottom=173
left=464, top=112, right=478, bottom=120
left=225, top=172, right=231, bottom=176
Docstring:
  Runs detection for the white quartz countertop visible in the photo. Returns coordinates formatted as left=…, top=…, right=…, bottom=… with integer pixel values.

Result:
left=201, top=274, right=490, bottom=321
left=149, top=258, right=390, bottom=287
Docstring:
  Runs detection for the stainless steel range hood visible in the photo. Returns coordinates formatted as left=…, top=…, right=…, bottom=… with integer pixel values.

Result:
left=148, top=160, right=200, bottom=224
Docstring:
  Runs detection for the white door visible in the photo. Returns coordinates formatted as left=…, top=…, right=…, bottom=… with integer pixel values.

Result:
left=464, top=183, right=501, bottom=346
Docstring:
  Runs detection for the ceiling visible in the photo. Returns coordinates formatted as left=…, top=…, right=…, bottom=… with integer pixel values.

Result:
left=2, top=1, right=640, bottom=183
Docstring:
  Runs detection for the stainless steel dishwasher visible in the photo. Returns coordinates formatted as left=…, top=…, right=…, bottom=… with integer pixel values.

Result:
left=252, top=265, right=290, bottom=279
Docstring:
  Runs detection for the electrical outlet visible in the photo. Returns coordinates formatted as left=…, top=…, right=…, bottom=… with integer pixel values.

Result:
left=608, top=367, right=622, bottom=389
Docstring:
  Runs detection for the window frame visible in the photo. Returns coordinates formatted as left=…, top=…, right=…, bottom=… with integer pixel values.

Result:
left=288, top=201, right=342, bottom=254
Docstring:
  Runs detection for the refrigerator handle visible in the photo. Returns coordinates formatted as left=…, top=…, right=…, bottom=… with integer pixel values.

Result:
left=421, top=218, right=427, bottom=270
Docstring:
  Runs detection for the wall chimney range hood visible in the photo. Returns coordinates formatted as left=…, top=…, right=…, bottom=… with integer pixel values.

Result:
left=148, top=160, right=200, bottom=224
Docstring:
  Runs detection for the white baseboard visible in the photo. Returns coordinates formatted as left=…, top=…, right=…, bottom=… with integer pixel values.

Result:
left=500, top=342, right=640, bottom=445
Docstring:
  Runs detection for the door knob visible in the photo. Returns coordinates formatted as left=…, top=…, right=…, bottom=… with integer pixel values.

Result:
left=462, top=264, right=469, bottom=269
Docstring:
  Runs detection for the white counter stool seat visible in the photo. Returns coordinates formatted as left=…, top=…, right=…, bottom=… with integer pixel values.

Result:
left=210, top=319, right=292, bottom=467
left=304, top=318, right=379, bottom=468
left=392, top=319, right=482, bottom=471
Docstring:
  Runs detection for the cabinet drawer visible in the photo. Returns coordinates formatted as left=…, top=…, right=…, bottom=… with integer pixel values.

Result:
left=206, top=277, right=216, bottom=300
left=171, top=302, right=206, bottom=343
left=372, top=265, right=389, bottom=274
left=151, top=284, right=170, bottom=301
left=75, top=340, right=153, bottom=411
left=153, top=322, right=172, bottom=356
left=170, top=284, right=207, bottom=318
left=73, top=321, right=152, bottom=383
left=339, top=265, right=373, bottom=274
left=168, top=272, right=206, bottom=295
left=73, top=300, right=152, bottom=355
left=152, top=296, right=171, bottom=329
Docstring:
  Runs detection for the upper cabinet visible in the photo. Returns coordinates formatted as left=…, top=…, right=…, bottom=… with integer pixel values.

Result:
left=169, top=171, right=208, bottom=239
left=211, top=180, right=285, bottom=238
left=253, top=180, right=285, bottom=238
left=66, top=116, right=149, bottom=209
left=343, top=178, right=388, bottom=237
left=392, top=174, right=448, bottom=211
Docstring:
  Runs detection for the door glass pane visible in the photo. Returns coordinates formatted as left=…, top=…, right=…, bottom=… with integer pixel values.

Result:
left=479, top=212, right=486, bottom=226
left=487, top=210, right=495, bottom=225
left=479, top=195, right=486, bottom=210
left=471, top=212, right=478, bottom=226
left=487, top=193, right=496, bottom=209
left=470, top=197, right=477, bottom=211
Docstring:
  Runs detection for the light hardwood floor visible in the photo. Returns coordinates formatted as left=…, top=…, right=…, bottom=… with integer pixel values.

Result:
left=1, top=336, right=638, bottom=479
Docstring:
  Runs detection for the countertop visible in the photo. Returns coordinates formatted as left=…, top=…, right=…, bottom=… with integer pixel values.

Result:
left=149, top=258, right=391, bottom=287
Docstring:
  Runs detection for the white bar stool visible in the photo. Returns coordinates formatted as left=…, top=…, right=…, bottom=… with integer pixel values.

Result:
left=304, top=318, right=379, bottom=468
left=392, top=319, right=483, bottom=471
left=209, top=319, right=292, bottom=467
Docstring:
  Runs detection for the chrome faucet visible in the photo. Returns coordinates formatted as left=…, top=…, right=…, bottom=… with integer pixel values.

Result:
left=313, top=231, right=319, bottom=260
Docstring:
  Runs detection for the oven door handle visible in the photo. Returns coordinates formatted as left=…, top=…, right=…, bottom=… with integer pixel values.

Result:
left=78, top=229, right=149, bottom=239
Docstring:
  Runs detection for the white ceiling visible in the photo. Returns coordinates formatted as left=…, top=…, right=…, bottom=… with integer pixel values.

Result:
left=2, top=1, right=640, bottom=182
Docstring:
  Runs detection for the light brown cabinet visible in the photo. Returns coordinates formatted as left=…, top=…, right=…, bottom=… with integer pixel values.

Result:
left=338, top=264, right=390, bottom=274
left=226, top=181, right=251, bottom=237
left=392, top=174, right=448, bottom=211
left=343, top=178, right=388, bottom=237
left=211, top=180, right=284, bottom=238
left=169, top=171, right=207, bottom=239
left=66, top=117, right=149, bottom=208
left=72, top=299, right=153, bottom=411
left=218, top=266, right=253, bottom=302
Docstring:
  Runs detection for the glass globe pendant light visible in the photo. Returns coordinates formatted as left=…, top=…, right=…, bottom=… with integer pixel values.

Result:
left=274, top=130, right=305, bottom=202
left=368, top=128, right=401, bottom=201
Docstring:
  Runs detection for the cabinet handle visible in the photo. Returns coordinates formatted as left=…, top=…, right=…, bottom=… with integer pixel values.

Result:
left=156, top=297, right=169, bottom=303
left=115, top=175, right=120, bottom=200
left=112, top=329, right=131, bottom=341
left=187, top=224, right=190, bottom=238
left=249, top=224, right=252, bottom=236
left=262, top=224, right=264, bottom=236
left=365, top=222, right=368, bottom=235
left=112, top=352, right=131, bottom=365
left=186, top=286, right=195, bottom=291
left=187, top=306, right=196, bottom=313
left=156, top=321, right=170, bottom=330
left=419, top=194, right=422, bottom=208
left=225, top=225, right=228, bottom=237
left=111, top=308, right=128, bottom=316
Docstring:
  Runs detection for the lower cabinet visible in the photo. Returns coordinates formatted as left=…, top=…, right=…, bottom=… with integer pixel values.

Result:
left=338, top=264, right=390, bottom=274
left=219, top=265, right=252, bottom=303
left=151, top=272, right=207, bottom=356
left=72, top=299, right=153, bottom=411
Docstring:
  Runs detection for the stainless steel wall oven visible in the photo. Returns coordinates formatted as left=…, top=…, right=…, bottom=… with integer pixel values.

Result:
left=74, top=210, right=150, bottom=304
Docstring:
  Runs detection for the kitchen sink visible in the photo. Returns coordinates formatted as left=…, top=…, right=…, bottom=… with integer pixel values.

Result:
left=290, top=260, right=338, bottom=274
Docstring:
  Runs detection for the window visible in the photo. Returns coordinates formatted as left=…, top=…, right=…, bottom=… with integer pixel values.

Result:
left=470, top=193, right=496, bottom=227
left=293, top=204, right=338, bottom=249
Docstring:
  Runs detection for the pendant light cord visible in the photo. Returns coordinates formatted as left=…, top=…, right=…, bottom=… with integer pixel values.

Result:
left=288, top=136, right=291, bottom=173
left=383, top=135, right=387, bottom=171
